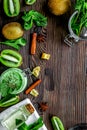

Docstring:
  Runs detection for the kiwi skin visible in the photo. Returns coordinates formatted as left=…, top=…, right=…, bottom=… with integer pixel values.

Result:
left=2, top=22, right=24, bottom=40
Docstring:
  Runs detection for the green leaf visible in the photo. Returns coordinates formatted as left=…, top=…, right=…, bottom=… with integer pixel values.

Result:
left=17, top=122, right=28, bottom=130
left=33, top=11, right=46, bottom=19
left=71, top=0, right=87, bottom=35
left=29, top=10, right=36, bottom=15
left=24, top=20, right=33, bottom=30
left=16, top=119, right=23, bottom=126
left=22, top=10, right=47, bottom=30
left=75, top=0, right=84, bottom=11
left=84, top=22, right=87, bottom=27
left=22, top=14, right=32, bottom=22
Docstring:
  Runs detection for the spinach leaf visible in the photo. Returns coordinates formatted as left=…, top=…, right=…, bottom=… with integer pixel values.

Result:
left=16, top=119, right=24, bottom=127
left=22, top=12, right=32, bottom=22
left=23, top=19, right=33, bottom=30
left=22, top=10, right=47, bottom=30
left=75, top=0, right=84, bottom=11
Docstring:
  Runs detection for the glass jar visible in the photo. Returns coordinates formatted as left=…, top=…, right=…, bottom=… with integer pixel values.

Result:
left=0, top=68, right=27, bottom=95
left=1, top=103, right=34, bottom=130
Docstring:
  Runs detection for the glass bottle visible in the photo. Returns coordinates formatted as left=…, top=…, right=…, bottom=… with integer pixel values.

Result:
left=1, top=103, right=34, bottom=130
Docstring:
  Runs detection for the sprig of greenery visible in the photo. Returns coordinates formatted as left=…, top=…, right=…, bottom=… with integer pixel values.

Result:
left=22, top=10, right=47, bottom=30
left=71, top=0, right=87, bottom=35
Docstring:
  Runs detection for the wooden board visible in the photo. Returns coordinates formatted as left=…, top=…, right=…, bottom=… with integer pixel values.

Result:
left=0, top=0, right=87, bottom=130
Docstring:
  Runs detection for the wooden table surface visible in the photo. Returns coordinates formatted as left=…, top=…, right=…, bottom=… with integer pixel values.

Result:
left=0, top=0, right=87, bottom=130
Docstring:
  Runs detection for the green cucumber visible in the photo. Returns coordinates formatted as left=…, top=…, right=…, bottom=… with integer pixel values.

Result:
left=51, top=116, right=65, bottom=130
left=3, top=0, right=20, bottom=17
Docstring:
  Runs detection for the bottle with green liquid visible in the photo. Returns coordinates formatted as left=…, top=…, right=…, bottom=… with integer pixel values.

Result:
left=1, top=104, right=34, bottom=130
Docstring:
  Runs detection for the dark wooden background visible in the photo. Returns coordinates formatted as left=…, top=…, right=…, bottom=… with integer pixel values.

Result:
left=0, top=0, right=87, bottom=130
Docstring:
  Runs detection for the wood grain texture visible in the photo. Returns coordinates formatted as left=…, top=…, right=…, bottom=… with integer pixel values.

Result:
left=0, top=0, right=87, bottom=130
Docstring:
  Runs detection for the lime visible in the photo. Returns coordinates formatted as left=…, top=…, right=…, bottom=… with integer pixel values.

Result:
left=25, top=0, right=36, bottom=5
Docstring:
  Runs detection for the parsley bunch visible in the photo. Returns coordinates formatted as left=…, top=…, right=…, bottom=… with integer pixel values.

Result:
left=22, top=10, right=47, bottom=30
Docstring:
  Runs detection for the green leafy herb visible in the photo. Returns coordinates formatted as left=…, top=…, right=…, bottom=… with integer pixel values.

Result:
left=0, top=38, right=27, bottom=50
left=22, top=10, right=47, bottom=30
left=24, top=19, right=33, bottom=30
left=71, top=0, right=87, bottom=35
left=16, top=119, right=23, bottom=126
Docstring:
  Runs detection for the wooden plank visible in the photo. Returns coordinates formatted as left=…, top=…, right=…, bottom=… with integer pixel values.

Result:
left=0, top=0, right=87, bottom=130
